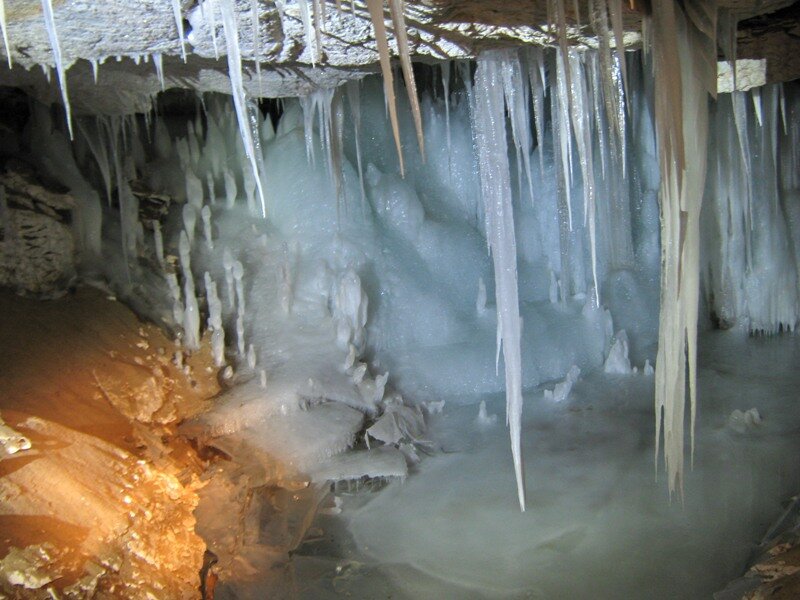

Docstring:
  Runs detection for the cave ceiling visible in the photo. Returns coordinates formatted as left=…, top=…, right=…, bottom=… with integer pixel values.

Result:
left=0, top=0, right=796, bottom=114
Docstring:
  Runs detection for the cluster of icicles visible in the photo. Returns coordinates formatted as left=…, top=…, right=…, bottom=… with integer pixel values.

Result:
left=4, top=0, right=759, bottom=510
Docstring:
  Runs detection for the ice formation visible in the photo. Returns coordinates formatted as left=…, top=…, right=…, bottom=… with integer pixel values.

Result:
left=0, top=0, right=10, bottom=68
left=219, top=0, right=266, bottom=217
left=603, top=330, right=632, bottom=375
left=171, top=0, right=187, bottom=62
left=7, top=0, right=800, bottom=516
left=472, top=52, right=527, bottom=510
left=543, top=365, right=580, bottom=402
left=648, top=0, right=717, bottom=496
left=365, top=0, right=423, bottom=175
left=40, top=0, right=72, bottom=139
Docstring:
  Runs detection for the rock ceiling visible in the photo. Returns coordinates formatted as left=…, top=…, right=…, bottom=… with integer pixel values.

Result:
left=0, top=0, right=796, bottom=113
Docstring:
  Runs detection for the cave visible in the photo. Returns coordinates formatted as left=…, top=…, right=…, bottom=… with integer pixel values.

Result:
left=1, top=1, right=800, bottom=598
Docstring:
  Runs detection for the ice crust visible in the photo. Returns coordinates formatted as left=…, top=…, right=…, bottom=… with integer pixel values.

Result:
left=348, top=332, right=800, bottom=598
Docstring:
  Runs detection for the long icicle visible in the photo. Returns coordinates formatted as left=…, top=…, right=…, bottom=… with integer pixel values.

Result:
left=388, top=0, right=424, bottom=159
left=346, top=80, right=367, bottom=207
left=607, top=0, right=629, bottom=103
left=0, top=0, right=11, bottom=68
left=219, top=0, right=267, bottom=217
left=649, top=0, right=716, bottom=498
left=298, top=0, right=317, bottom=66
left=567, top=50, right=599, bottom=306
left=501, top=52, right=534, bottom=205
left=365, top=0, right=404, bottom=175
left=473, top=51, right=526, bottom=511
left=250, top=0, right=262, bottom=92
left=171, top=0, right=187, bottom=62
left=40, top=0, right=72, bottom=139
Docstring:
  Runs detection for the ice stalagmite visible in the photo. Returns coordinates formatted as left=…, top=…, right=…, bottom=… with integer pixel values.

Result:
left=648, top=0, right=716, bottom=497
left=219, top=0, right=267, bottom=217
left=40, top=0, right=72, bottom=139
left=0, top=0, right=11, bottom=68
left=472, top=52, right=526, bottom=511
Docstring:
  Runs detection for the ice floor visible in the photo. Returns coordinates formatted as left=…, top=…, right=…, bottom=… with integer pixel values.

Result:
left=332, top=330, right=800, bottom=599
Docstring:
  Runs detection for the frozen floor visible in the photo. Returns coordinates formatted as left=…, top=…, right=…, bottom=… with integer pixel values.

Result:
left=335, top=331, right=800, bottom=599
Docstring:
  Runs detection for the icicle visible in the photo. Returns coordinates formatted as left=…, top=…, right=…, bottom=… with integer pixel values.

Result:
left=312, top=0, right=325, bottom=64
left=607, top=0, right=629, bottom=102
left=589, top=0, right=623, bottom=170
left=365, top=0, right=404, bottom=175
left=567, top=50, right=599, bottom=306
left=388, top=0, right=424, bottom=159
left=472, top=52, right=526, bottom=511
left=553, top=49, right=574, bottom=230
left=250, top=0, right=262, bottom=92
left=500, top=52, right=534, bottom=205
left=441, top=62, right=452, bottom=160
left=171, top=0, right=187, bottom=62
left=649, top=0, right=716, bottom=499
left=203, top=0, right=220, bottom=60
left=298, top=0, right=316, bottom=66
left=77, top=119, right=113, bottom=205
left=153, top=53, right=165, bottom=91
left=732, top=91, right=753, bottom=264
left=779, top=83, right=788, bottom=135
left=527, top=49, right=547, bottom=177
left=0, top=0, right=10, bottom=68
left=346, top=80, right=366, bottom=206
left=752, top=87, right=763, bottom=127
left=328, top=90, right=346, bottom=204
left=40, top=0, right=73, bottom=139
left=219, top=0, right=267, bottom=217
left=300, top=94, right=316, bottom=163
